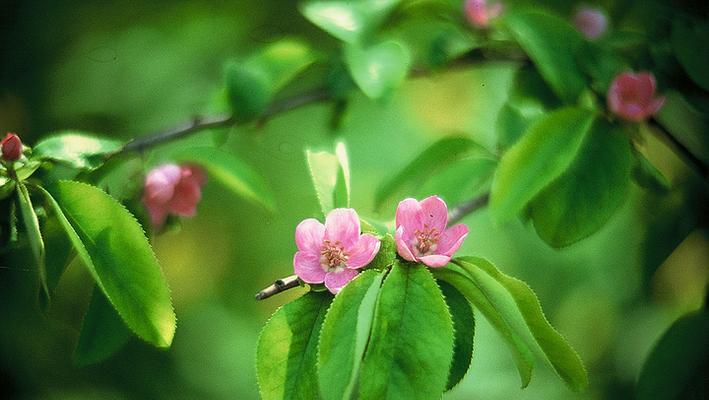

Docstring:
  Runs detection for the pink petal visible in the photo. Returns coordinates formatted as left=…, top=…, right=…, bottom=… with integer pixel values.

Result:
left=437, top=224, right=470, bottom=257
left=395, top=226, right=417, bottom=262
left=324, top=208, right=361, bottom=248
left=419, top=254, right=451, bottom=268
left=294, top=251, right=326, bottom=284
left=295, top=218, right=326, bottom=254
left=182, top=165, right=207, bottom=186
left=146, top=203, right=168, bottom=228
left=635, top=72, right=656, bottom=102
left=170, top=177, right=202, bottom=216
left=395, top=198, right=423, bottom=231
left=144, top=164, right=181, bottom=204
left=324, top=268, right=358, bottom=294
left=346, top=234, right=381, bottom=269
left=419, top=195, right=448, bottom=231
left=619, top=103, right=646, bottom=122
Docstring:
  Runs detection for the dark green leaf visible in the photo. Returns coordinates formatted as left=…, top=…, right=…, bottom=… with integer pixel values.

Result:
left=16, top=182, right=49, bottom=310
left=655, top=91, right=709, bottom=165
left=439, top=280, right=475, bottom=391
left=306, top=141, right=351, bottom=216
left=301, top=0, right=401, bottom=44
left=33, top=132, right=122, bottom=170
left=503, top=9, right=587, bottom=103
left=359, top=263, right=454, bottom=400
left=577, top=41, right=628, bottom=94
left=344, top=40, right=411, bottom=99
left=530, top=120, right=633, bottom=247
left=318, top=270, right=383, bottom=400
left=74, top=287, right=132, bottom=366
left=671, top=18, right=709, bottom=91
left=37, top=182, right=175, bottom=348
left=256, top=291, right=332, bottom=400
left=489, top=107, right=595, bottom=223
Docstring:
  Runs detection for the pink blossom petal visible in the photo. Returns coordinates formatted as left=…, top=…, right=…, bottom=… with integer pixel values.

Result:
left=635, top=72, right=656, bottom=102
left=182, top=165, right=207, bottom=186
left=144, top=164, right=181, bottom=204
left=324, top=208, right=361, bottom=248
left=170, top=179, right=202, bottom=216
left=347, top=234, right=381, bottom=269
left=395, top=198, right=423, bottom=231
left=395, top=226, right=417, bottom=262
left=294, top=251, right=326, bottom=284
left=324, top=268, right=359, bottom=294
left=419, top=195, right=448, bottom=231
left=295, top=218, right=326, bottom=254
left=146, top=203, right=169, bottom=228
left=437, top=224, right=470, bottom=257
left=574, top=8, right=607, bottom=39
left=620, top=103, right=646, bottom=122
left=419, top=254, right=451, bottom=268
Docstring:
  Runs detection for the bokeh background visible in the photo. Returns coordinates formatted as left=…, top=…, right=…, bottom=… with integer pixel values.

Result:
left=1, top=0, right=707, bottom=399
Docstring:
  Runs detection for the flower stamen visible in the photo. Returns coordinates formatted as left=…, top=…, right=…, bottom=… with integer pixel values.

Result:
left=320, top=240, right=349, bottom=272
left=413, top=225, right=440, bottom=256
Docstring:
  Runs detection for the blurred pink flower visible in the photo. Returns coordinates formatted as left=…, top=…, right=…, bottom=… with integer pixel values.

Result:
left=573, top=6, right=608, bottom=39
left=395, top=195, right=469, bottom=268
left=293, top=208, right=380, bottom=294
left=607, top=71, right=665, bottom=122
left=1, top=132, right=22, bottom=161
left=464, top=0, right=503, bottom=28
left=142, top=163, right=207, bottom=228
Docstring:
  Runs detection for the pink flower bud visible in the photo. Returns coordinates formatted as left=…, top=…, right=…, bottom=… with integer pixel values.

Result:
left=607, top=71, right=665, bottom=122
left=464, top=0, right=503, bottom=29
left=1, top=133, right=23, bottom=161
left=142, top=163, right=207, bottom=228
left=573, top=6, right=608, bottom=39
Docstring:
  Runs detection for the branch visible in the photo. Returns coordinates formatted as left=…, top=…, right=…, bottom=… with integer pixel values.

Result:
left=649, top=119, right=708, bottom=179
left=447, top=192, right=490, bottom=225
left=255, top=275, right=301, bottom=300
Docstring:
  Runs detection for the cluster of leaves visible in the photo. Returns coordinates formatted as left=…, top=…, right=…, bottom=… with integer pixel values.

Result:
left=256, top=143, right=587, bottom=399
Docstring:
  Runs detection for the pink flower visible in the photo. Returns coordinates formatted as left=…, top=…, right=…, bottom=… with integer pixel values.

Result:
left=1, top=133, right=22, bottom=161
left=395, top=196, right=469, bottom=268
left=607, top=71, right=665, bottom=122
left=142, top=163, right=207, bottom=228
left=464, top=0, right=503, bottom=28
left=573, top=6, right=608, bottom=39
left=293, top=208, right=380, bottom=294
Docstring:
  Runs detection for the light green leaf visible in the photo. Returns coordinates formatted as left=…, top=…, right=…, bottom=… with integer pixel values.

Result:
left=227, top=39, right=316, bottom=122
left=33, top=132, right=122, bottom=170
left=318, top=270, right=383, bottom=400
left=416, top=157, right=497, bottom=206
left=16, top=182, right=49, bottom=310
left=439, top=280, right=475, bottom=391
left=671, top=18, right=709, bottom=91
left=503, top=9, right=587, bottom=103
left=454, top=257, right=588, bottom=391
left=375, top=136, right=494, bottom=210
left=256, top=291, right=332, bottom=400
left=636, top=308, right=709, bottom=400
left=74, top=287, right=132, bottom=366
left=489, top=107, right=595, bottom=223
left=632, top=150, right=671, bottom=193
left=306, top=141, right=351, bottom=216
left=37, top=182, right=175, bottom=348
left=345, top=40, right=411, bottom=99
left=170, top=146, right=276, bottom=212
left=530, top=120, right=633, bottom=247
left=301, top=0, right=401, bottom=44
left=359, top=263, right=454, bottom=400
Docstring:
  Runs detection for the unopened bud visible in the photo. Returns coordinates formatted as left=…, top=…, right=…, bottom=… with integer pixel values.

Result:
left=1, top=133, right=23, bottom=161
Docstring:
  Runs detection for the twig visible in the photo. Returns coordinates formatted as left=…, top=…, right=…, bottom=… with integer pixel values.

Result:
left=255, top=275, right=301, bottom=300
left=649, top=119, right=708, bottom=179
left=448, top=193, right=490, bottom=225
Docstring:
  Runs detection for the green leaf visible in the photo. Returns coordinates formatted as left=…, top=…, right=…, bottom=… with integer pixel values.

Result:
left=344, top=40, right=411, bottom=99
left=36, top=182, right=175, bottom=348
left=529, top=120, right=633, bottom=247
left=227, top=39, right=316, bottom=122
left=433, top=265, right=534, bottom=388
left=632, top=150, right=671, bottom=193
left=438, top=280, right=475, bottom=391
left=306, top=141, right=351, bottom=216
left=74, top=287, right=132, bottom=366
left=416, top=157, right=497, bottom=206
left=655, top=91, right=709, bottom=165
left=671, top=18, right=709, bottom=91
left=375, top=136, right=494, bottom=210
left=301, top=0, right=401, bottom=44
left=16, top=182, right=49, bottom=310
left=489, top=107, right=595, bottom=223
left=318, top=270, right=383, bottom=400
left=359, top=263, right=454, bottom=400
left=170, top=146, right=276, bottom=212
left=33, top=132, right=122, bottom=170
left=577, top=41, right=628, bottom=94
left=503, top=9, right=587, bottom=103
left=256, top=291, right=332, bottom=400
left=454, top=257, right=588, bottom=391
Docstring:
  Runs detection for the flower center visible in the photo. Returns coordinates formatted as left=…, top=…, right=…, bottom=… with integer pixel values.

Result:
left=413, top=225, right=440, bottom=256
left=320, top=240, right=349, bottom=272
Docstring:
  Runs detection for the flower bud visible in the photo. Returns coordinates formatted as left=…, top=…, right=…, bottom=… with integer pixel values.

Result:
left=607, top=71, right=665, bottom=122
left=142, top=163, right=207, bottom=228
left=464, top=0, right=503, bottom=29
left=1, top=133, right=22, bottom=161
left=573, top=6, right=608, bottom=39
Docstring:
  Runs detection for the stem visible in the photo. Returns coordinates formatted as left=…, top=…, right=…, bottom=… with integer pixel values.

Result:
left=255, top=275, right=301, bottom=300
left=649, top=119, right=708, bottom=179
left=448, top=193, right=490, bottom=225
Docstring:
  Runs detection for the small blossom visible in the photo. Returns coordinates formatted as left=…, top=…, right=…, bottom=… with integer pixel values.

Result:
left=142, top=163, right=207, bottom=228
left=464, top=0, right=503, bottom=29
left=293, top=208, right=380, bottom=294
left=1, top=133, right=23, bottom=161
left=573, top=6, right=608, bottom=39
left=607, top=71, right=665, bottom=122
left=395, top=195, right=469, bottom=268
